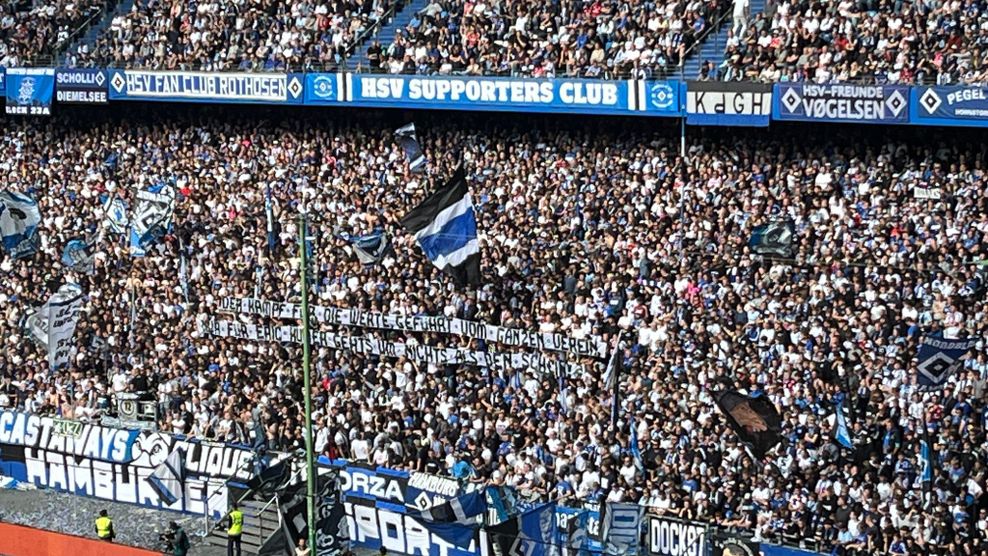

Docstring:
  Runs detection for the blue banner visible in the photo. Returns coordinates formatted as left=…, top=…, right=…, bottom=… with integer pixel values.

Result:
left=686, top=81, right=771, bottom=126
left=108, top=70, right=304, bottom=104
left=774, top=83, right=908, bottom=124
left=0, top=69, right=5, bottom=97
left=5, top=68, right=55, bottom=116
left=55, top=68, right=108, bottom=104
left=912, top=86, right=988, bottom=127
left=309, top=73, right=675, bottom=116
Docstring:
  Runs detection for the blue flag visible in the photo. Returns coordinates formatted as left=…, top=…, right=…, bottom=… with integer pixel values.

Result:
left=920, top=436, right=933, bottom=486
left=917, top=334, right=977, bottom=389
left=488, top=502, right=556, bottom=556
left=834, top=403, right=852, bottom=449
left=350, top=229, right=391, bottom=265
left=629, top=417, right=644, bottom=471
left=61, top=237, right=95, bottom=274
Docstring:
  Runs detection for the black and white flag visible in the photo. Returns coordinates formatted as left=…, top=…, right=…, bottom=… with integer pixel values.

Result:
left=395, top=123, right=427, bottom=173
left=400, top=165, right=481, bottom=287
left=20, top=283, right=85, bottom=369
left=147, top=448, right=186, bottom=505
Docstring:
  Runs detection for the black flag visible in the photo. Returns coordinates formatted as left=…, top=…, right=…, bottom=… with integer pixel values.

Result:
left=396, top=123, right=427, bottom=173
left=715, top=390, right=783, bottom=459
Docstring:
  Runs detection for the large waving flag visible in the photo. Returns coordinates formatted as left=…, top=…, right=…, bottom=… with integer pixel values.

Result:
left=147, top=448, right=186, bottom=505
left=400, top=165, right=481, bottom=286
left=488, top=502, right=556, bottom=556
left=715, top=389, right=784, bottom=460
left=406, top=490, right=486, bottom=546
left=0, top=191, right=41, bottom=259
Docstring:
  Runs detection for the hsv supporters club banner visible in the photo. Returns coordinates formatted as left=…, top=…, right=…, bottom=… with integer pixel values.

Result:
left=0, top=411, right=254, bottom=518
left=304, top=73, right=680, bottom=117
left=774, top=84, right=909, bottom=124
left=5, top=68, right=55, bottom=116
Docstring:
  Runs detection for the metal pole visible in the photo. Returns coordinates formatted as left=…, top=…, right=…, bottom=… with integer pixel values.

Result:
left=298, top=211, right=317, bottom=554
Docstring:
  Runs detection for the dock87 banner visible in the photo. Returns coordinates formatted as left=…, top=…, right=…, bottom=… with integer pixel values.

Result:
left=309, top=73, right=674, bottom=116
left=108, top=70, right=304, bottom=104
left=685, top=81, right=771, bottom=126
left=0, top=410, right=254, bottom=518
left=774, top=84, right=908, bottom=123
left=912, top=86, right=988, bottom=127
left=5, top=68, right=55, bottom=116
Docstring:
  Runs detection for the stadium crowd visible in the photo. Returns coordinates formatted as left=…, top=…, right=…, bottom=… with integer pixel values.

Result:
left=0, top=0, right=108, bottom=67
left=367, top=0, right=729, bottom=78
left=715, top=0, right=988, bottom=84
left=0, top=108, right=987, bottom=556
left=68, top=0, right=398, bottom=71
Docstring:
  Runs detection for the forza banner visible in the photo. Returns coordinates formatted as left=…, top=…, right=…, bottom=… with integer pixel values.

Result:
left=774, top=83, right=908, bottom=123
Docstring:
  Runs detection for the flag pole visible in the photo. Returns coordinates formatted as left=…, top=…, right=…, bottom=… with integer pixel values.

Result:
left=298, top=210, right=317, bottom=554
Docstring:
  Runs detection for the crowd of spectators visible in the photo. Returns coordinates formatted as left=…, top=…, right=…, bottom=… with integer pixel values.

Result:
left=712, top=0, right=988, bottom=84
left=366, top=0, right=729, bottom=78
left=67, top=0, right=399, bottom=71
left=0, top=107, right=987, bottom=556
left=0, top=0, right=108, bottom=67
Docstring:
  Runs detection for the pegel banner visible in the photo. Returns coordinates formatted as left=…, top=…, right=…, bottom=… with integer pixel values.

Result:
left=55, top=68, right=108, bottom=104
left=685, top=81, right=771, bottom=126
left=108, top=70, right=304, bottom=104
left=774, top=83, right=908, bottom=124
left=306, top=73, right=679, bottom=116
left=912, top=86, right=988, bottom=127
left=0, top=68, right=5, bottom=97
left=5, top=67, right=55, bottom=116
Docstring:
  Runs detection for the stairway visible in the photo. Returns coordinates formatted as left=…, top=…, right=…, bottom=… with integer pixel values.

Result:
left=62, top=0, right=138, bottom=66
left=203, top=495, right=281, bottom=555
left=682, top=0, right=765, bottom=80
left=347, top=0, right=430, bottom=71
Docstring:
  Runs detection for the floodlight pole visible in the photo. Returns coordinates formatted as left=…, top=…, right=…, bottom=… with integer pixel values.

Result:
left=298, top=211, right=317, bottom=554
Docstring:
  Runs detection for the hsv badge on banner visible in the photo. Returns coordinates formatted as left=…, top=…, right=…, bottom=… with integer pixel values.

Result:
left=5, top=68, right=55, bottom=116
left=916, top=334, right=977, bottom=389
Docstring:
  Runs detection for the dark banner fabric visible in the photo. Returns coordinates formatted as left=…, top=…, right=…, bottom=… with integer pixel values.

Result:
left=685, top=82, right=771, bottom=127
